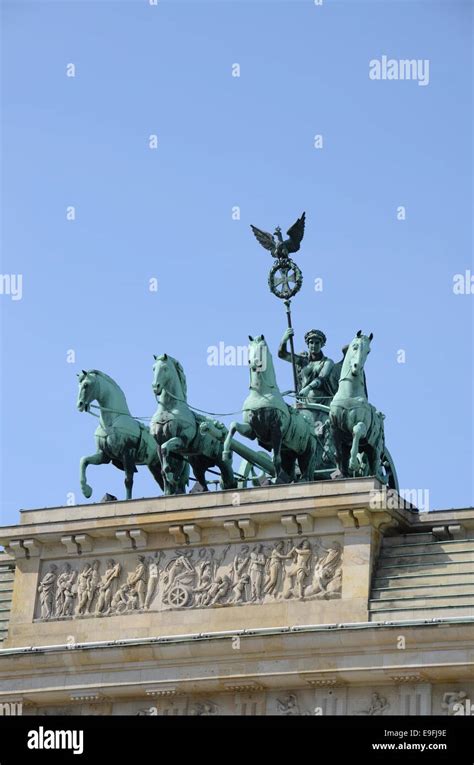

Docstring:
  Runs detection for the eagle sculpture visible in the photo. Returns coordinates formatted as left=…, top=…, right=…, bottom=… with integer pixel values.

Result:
left=250, top=212, right=306, bottom=259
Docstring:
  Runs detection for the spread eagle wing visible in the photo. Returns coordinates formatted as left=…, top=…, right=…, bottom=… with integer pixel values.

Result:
left=285, top=212, right=306, bottom=253
left=250, top=225, right=275, bottom=253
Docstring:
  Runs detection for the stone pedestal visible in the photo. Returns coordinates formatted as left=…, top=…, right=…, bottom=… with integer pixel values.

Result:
left=0, top=478, right=473, bottom=716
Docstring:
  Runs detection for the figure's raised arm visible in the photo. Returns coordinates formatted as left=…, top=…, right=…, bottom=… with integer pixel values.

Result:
left=278, top=328, right=305, bottom=365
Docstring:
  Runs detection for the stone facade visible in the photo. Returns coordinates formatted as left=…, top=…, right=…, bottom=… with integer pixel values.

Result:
left=0, top=478, right=473, bottom=716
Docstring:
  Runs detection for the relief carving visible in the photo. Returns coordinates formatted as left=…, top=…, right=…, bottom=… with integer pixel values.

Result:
left=75, top=563, right=92, bottom=616
left=35, top=536, right=343, bottom=621
left=263, top=541, right=291, bottom=597
left=134, top=698, right=219, bottom=716
left=355, top=692, right=390, bottom=716
left=145, top=552, right=162, bottom=609
left=37, top=564, right=58, bottom=619
left=276, top=693, right=319, bottom=716
left=87, top=560, right=101, bottom=614
left=189, top=700, right=219, bottom=716
left=305, top=541, right=342, bottom=599
left=277, top=693, right=303, bottom=716
left=55, top=563, right=77, bottom=617
left=282, top=539, right=312, bottom=599
left=95, top=559, right=121, bottom=616
left=126, top=555, right=147, bottom=610
left=441, top=691, right=468, bottom=715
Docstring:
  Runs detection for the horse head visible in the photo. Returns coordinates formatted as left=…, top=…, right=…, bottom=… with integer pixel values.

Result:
left=77, top=370, right=99, bottom=413
left=152, top=354, right=187, bottom=399
left=77, top=370, right=128, bottom=415
left=345, top=331, right=374, bottom=377
left=248, top=335, right=269, bottom=374
left=247, top=334, right=279, bottom=394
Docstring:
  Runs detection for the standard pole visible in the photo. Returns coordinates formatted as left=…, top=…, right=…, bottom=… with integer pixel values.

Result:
left=284, top=299, right=299, bottom=394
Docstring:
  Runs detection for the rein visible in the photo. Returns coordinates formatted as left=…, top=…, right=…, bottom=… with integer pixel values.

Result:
left=84, top=375, right=302, bottom=424
left=154, top=388, right=244, bottom=417
left=85, top=387, right=328, bottom=423
left=86, top=390, right=244, bottom=422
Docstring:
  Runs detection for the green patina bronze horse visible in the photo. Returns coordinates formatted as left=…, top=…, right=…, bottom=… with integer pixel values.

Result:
left=222, top=335, right=317, bottom=482
left=329, top=331, right=386, bottom=481
left=150, top=354, right=237, bottom=495
left=77, top=370, right=171, bottom=500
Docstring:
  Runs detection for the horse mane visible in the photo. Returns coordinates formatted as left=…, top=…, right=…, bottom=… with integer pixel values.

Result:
left=340, top=348, right=352, bottom=380
left=88, top=369, right=130, bottom=404
left=157, top=356, right=187, bottom=397
left=88, top=370, right=124, bottom=392
left=173, top=359, right=187, bottom=397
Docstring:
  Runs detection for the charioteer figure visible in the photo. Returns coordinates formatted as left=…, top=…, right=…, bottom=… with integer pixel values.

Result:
left=278, top=328, right=334, bottom=405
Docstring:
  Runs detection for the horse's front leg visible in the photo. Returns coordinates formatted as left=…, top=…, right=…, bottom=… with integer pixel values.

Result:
left=160, top=436, right=186, bottom=489
left=216, top=454, right=238, bottom=491
left=80, top=451, right=110, bottom=499
left=222, top=422, right=255, bottom=462
left=122, top=450, right=137, bottom=500
left=349, top=422, right=367, bottom=474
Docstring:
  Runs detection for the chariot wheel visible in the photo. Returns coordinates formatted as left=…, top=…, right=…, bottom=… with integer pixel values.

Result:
left=236, top=454, right=273, bottom=489
left=380, top=447, right=399, bottom=492
left=166, top=583, right=191, bottom=608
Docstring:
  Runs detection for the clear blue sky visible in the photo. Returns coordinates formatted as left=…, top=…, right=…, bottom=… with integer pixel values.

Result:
left=1, top=0, right=472, bottom=523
